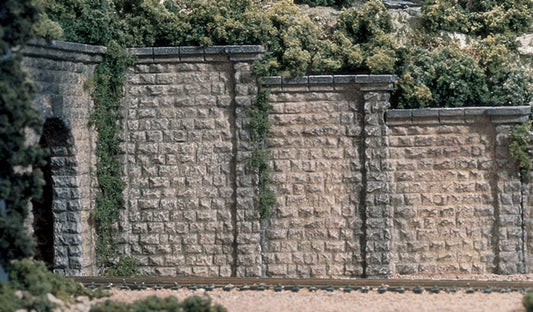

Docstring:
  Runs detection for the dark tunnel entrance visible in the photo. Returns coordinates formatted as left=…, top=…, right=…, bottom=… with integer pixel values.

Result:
left=32, top=141, right=54, bottom=268
left=31, top=117, right=74, bottom=270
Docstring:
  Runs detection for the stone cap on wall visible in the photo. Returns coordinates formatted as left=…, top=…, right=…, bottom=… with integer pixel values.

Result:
left=128, top=45, right=265, bottom=62
left=21, top=39, right=265, bottom=63
left=21, top=39, right=107, bottom=63
left=260, top=74, right=397, bottom=92
left=387, top=106, right=531, bottom=125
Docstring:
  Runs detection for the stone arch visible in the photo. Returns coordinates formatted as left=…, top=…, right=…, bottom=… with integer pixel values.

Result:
left=33, top=117, right=83, bottom=276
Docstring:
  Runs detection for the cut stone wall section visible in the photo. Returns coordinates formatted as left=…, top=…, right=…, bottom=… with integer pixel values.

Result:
left=121, top=46, right=264, bottom=277
left=20, top=39, right=533, bottom=278
left=261, top=75, right=394, bottom=278
left=387, top=106, right=530, bottom=275
left=21, top=39, right=104, bottom=276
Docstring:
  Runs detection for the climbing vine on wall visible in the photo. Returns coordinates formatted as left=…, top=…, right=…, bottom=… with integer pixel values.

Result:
left=90, top=42, right=136, bottom=274
left=510, top=120, right=532, bottom=182
left=250, top=88, right=276, bottom=220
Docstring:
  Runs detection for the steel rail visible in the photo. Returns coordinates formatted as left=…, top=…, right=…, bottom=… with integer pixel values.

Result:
left=73, top=276, right=533, bottom=292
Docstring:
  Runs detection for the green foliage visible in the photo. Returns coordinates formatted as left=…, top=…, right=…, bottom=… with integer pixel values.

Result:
left=510, top=121, right=532, bottom=181
left=91, top=295, right=226, bottom=312
left=105, top=256, right=140, bottom=277
left=393, top=32, right=533, bottom=108
left=422, top=0, right=533, bottom=37
left=524, top=289, right=533, bottom=312
left=394, top=45, right=490, bottom=108
left=253, top=0, right=333, bottom=76
left=90, top=42, right=134, bottom=273
left=0, top=0, right=45, bottom=265
left=0, top=0, right=42, bottom=54
left=333, top=0, right=397, bottom=73
left=182, top=295, right=227, bottom=312
left=250, top=89, right=276, bottom=220
left=41, top=0, right=128, bottom=46
left=1, top=260, right=108, bottom=312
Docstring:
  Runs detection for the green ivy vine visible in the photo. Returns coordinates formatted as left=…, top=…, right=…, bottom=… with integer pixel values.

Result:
left=90, top=41, right=137, bottom=274
left=510, top=120, right=532, bottom=182
left=250, top=88, right=275, bottom=220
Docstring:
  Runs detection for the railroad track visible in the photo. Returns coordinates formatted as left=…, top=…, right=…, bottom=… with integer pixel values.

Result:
left=73, top=276, right=533, bottom=294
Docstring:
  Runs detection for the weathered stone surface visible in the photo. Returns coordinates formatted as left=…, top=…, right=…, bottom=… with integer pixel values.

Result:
left=22, top=39, right=533, bottom=278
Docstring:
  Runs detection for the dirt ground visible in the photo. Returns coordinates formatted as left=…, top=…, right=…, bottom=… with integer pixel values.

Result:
left=103, top=286, right=527, bottom=312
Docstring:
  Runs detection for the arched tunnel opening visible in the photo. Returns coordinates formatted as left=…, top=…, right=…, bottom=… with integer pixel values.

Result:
left=32, top=143, right=54, bottom=268
left=31, top=117, right=73, bottom=270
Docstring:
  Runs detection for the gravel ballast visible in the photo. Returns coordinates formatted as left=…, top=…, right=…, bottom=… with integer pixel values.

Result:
left=102, top=288, right=525, bottom=312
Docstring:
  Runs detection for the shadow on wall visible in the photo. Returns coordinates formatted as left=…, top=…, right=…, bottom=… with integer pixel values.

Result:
left=31, top=117, right=83, bottom=274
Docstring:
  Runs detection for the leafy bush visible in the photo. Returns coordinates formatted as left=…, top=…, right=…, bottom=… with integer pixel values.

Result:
left=41, top=0, right=142, bottom=46
left=394, top=45, right=490, bottom=108
left=333, top=0, right=397, bottom=73
left=0, top=0, right=45, bottom=267
left=91, top=295, right=226, bottom=312
left=1, top=260, right=108, bottom=312
left=422, top=0, right=533, bottom=37
left=394, top=11, right=533, bottom=108
left=524, top=290, right=533, bottom=312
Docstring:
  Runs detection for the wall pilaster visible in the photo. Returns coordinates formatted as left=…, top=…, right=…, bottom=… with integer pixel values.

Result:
left=360, top=77, right=394, bottom=277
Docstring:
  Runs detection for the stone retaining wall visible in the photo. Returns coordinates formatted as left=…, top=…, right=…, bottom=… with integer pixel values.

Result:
left=261, top=75, right=393, bottom=278
left=21, top=40, right=533, bottom=277
left=387, top=107, right=530, bottom=275
left=21, top=39, right=105, bottom=275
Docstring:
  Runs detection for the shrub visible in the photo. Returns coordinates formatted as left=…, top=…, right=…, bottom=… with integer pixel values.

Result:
left=0, top=0, right=45, bottom=266
left=524, top=290, right=533, bottom=312
left=422, top=0, right=533, bottom=37
left=90, top=295, right=226, bottom=312
left=1, top=260, right=108, bottom=312
left=394, top=45, right=489, bottom=108
left=334, top=0, right=397, bottom=73
left=42, top=0, right=127, bottom=46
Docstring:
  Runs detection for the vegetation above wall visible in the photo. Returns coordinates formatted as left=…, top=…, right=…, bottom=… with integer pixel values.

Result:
left=32, top=0, right=533, bottom=271
left=38, top=0, right=533, bottom=109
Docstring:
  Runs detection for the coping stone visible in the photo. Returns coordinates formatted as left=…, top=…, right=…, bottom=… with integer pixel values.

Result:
left=309, top=75, right=334, bottom=84
left=180, top=46, right=204, bottom=55
left=439, top=108, right=465, bottom=117
left=27, top=39, right=107, bottom=54
left=260, top=76, right=282, bottom=85
left=412, top=108, right=439, bottom=117
left=282, top=76, right=309, bottom=85
left=225, top=45, right=265, bottom=54
left=355, top=75, right=397, bottom=83
left=153, top=47, right=179, bottom=56
left=387, top=110, right=412, bottom=119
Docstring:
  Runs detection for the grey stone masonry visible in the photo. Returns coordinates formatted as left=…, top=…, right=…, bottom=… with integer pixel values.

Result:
left=121, top=45, right=264, bottom=277
left=387, top=106, right=530, bottom=275
left=21, top=39, right=533, bottom=278
left=21, top=39, right=104, bottom=276
left=261, top=75, right=395, bottom=278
